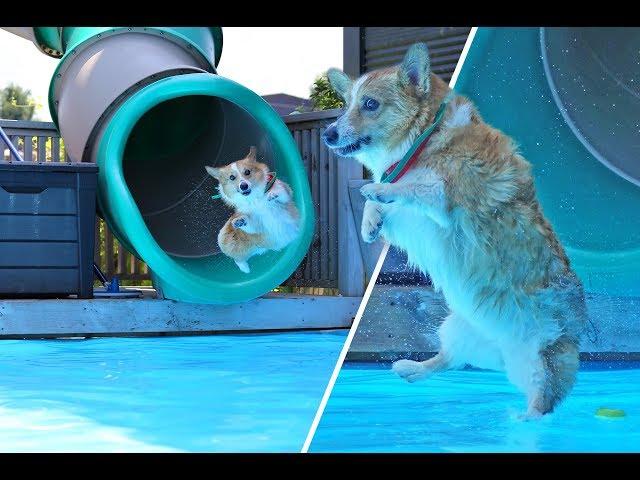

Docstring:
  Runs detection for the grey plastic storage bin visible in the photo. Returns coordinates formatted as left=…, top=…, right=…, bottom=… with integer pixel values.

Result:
left=0, top=161, right=98, bottom=298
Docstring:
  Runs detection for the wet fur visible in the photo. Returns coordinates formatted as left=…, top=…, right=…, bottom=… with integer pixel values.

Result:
left=326, top=44, right=587, bottom=417
left=205, top=147, right=300, bottom=273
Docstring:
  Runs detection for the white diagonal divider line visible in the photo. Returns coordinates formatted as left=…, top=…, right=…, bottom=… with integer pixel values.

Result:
left=301, top=241, right=390, bottom=453
left=300, top=26, right=478, bottom=453
left=449, top=26, right=477, bottom=87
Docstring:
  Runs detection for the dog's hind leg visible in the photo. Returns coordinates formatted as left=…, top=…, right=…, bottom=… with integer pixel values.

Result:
left=393, top=312, right=503, bottom=382
left=527, top=338, right=579, bottom=418
left=503, top=336, right=579, bottom=418
left=392, top=352, right=451, bottom=383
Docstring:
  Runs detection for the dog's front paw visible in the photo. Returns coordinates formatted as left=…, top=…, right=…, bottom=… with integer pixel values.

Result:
left=360, top=183, right=395, bottom=204
left=392, top=359, right=427, bottom=383
left=233, top=216, right=248, bottom=229
left=361, top=210, right=383, bottom=243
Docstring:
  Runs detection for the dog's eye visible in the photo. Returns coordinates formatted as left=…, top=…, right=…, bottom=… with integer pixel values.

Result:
left=244, top=169, right=251, bottom=176
left=230, top=175, right=236, bottom=181
left=362, top=97, right=380, bottom=111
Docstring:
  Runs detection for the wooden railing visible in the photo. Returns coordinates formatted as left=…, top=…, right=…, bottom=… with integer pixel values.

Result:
left=0, top=113, right=366, bottom=296
left=0, top=120, right=68, bottom=162
left=282, top=110, right=365, bottom=294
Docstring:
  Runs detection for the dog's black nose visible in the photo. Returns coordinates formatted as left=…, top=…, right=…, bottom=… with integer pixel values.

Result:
left=239, top=181, right=249, bottom=191
left=322, top=124, right=339, bottom=146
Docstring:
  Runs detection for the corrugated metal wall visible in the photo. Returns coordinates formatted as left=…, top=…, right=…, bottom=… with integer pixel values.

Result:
left=357, top=27, right=471, bottom=81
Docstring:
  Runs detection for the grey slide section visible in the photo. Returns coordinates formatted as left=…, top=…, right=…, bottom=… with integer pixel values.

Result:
left=52, top=32, right=211, bottom=162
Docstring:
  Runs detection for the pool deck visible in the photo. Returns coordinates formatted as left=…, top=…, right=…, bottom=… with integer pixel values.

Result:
left=348, top=285, right=640, bottom=362
left=0, top=290, right=358, bottom=338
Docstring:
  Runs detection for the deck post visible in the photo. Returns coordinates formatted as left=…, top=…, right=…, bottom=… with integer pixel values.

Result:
left=336, top=152, right=366, bottom=297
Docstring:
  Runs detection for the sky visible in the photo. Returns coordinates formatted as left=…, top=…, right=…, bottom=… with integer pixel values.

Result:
left=0, top=27, right=343, bottom=121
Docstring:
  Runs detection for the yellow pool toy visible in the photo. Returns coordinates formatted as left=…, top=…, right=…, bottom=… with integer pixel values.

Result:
left=595, top=408, right=626, bottom=418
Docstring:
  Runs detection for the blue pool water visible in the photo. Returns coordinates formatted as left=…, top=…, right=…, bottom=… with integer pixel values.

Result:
left=0, top=330, right=346, bottom=452
left=310, top=361, right=640, bottom=452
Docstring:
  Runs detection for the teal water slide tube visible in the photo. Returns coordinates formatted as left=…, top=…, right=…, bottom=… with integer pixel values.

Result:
left=4, top=27, right=314, bottom=304
left=455, top=27, right=640, bottom=297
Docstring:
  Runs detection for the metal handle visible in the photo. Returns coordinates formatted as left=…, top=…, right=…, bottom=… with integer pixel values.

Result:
left=0, top=126, right=24, bottom=162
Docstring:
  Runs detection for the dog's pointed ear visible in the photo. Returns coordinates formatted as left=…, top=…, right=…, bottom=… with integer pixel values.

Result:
left=327, top=68, right=353, bottom=104
left=205, top=166, right=220, bottom=179
left=247, top=146, right=257, bottom=160
left=399, top=43, right=431, bottom=96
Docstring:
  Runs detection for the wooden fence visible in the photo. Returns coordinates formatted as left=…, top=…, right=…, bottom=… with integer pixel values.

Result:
left=0, top=113, right=366, bottom=296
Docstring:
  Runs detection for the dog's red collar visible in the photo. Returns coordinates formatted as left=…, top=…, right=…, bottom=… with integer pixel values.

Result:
left=383, top=132, right=434, bottom=184
left=265, top=173, right=276, bottom=192
left=380, top=93, right=451, bottom=184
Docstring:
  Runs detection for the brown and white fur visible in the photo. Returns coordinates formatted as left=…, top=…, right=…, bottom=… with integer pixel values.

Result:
left=205, top=147, right=300, bottom=274
left=323, top=44, right=587, bottom=418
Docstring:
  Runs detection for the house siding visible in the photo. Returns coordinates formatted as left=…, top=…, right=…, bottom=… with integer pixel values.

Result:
left=344, top=27, right=471, bottom=82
